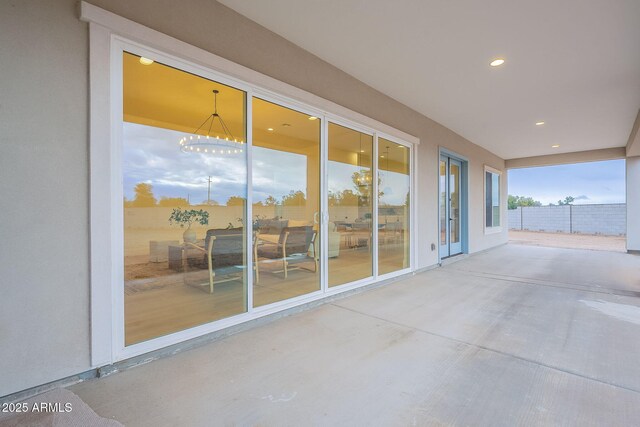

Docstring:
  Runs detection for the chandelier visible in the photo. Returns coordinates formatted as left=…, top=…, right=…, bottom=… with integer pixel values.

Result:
left=179, top=89, right=244, bottom=155
left=355, top=133, right=372, bottom=187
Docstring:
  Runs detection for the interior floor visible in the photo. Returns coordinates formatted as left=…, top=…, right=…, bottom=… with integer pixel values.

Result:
left=125, top=243, right=406, bottom=345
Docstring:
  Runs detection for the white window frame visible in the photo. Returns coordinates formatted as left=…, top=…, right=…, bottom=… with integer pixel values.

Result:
left=81, top=2, right=418, bottom=366
left=484, top=165, right=503, bottom=234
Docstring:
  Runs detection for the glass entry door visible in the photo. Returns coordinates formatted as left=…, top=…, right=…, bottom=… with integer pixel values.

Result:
left=439, top=155, right=462, bottom=258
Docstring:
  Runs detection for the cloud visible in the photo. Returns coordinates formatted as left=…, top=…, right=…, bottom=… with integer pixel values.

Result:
left=123, top=122, right=411, bottom=206
left=508, top=160, right=625, bottom=205
left=124, top=123, right=308, bottom=204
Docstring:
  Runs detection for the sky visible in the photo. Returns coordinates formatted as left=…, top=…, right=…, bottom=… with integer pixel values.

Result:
left=507, top=159, right=626, bottom=205
left=123, top=122, right=409, bottom=206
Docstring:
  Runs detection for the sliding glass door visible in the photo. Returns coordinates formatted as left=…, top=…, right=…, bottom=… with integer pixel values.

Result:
left=122, top=52, right=248, bottom=346
left=118, top=47, right=413, bottom=351
left=327, top=123, right=374, bottom=287
left=377, top=138, right=411, bottom=275
left=251, top=98, right=321, bottom=306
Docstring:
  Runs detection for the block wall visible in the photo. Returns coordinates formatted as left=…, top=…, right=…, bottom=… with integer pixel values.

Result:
left=508, top=204, right=626, bottom=236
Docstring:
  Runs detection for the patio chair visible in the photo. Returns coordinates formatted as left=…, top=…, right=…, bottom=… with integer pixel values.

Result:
left=255, top=226, right=317, bottom=283
left=183, top=228, right=244, bottom=293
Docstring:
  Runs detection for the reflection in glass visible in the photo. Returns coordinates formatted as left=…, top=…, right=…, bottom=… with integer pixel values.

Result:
left=252, top=98, right=321, bottom=306
left=378, top=138, right=410, bottom=274
left=485, top=171, right=501, bottom=228
left=439, top=160, right=447, bottom=246
left=492, top=173, right=500, bottom=226
left=450, top=163, right=460, bottom=244
left=122, top=52, right=248, bottom=346
left=328, top=123, right=373, bottom=287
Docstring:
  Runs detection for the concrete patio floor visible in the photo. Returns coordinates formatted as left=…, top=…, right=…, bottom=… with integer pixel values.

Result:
left=67, top=244, right=640, bottom=426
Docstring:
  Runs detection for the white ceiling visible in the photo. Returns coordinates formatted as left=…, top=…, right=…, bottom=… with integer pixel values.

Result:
left=219, top=0, right=640, bottom=160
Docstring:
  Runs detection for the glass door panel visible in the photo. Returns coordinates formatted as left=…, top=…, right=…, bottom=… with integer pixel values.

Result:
left=439, top=157, right=449, bottom=257
left=439, top=155, right=463, bottom=258
left=327, top=123, right=373, bottom=287
left=251, top=98, right=321, bottom=306
left=378, top=138, right=411, bottom=275
left=449, top=159, right=462, bottom=254
left=122, top=52, right=248, bottom=346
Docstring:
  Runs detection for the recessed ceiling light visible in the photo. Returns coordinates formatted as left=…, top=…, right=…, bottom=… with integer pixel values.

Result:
left=360, top=150, right=365, bottom=153
left=536, top=121, right=545, bottom=126
left=380, top=155, right=385, bottom=158
left=308, top=116, right=318, bottom=121
left=490, top=58, right=505, bottom=67
left=139, top=57, right=154, bottom=65
left=551, top=144, right=560, bottom=148
left=267, top=128, right=274, bottom=131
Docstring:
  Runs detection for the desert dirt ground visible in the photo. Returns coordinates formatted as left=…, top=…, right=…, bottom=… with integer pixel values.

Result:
left=509, top=230, right=626, bottom=252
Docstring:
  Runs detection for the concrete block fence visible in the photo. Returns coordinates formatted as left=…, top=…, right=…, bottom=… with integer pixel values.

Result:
left=508, top=204, right=626, bottom=236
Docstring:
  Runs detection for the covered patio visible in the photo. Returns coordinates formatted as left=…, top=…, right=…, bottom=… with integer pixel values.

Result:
left=62, top=244, right=640, bottom=425
left=2, top=2, right=639, bottom=425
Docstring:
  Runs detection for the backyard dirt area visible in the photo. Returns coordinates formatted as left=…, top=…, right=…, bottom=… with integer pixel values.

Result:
left=509, top=230, right=626, bottom=252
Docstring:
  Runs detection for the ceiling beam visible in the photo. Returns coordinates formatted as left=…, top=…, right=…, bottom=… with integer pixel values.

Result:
left=505, top=147, right=626, bottom=169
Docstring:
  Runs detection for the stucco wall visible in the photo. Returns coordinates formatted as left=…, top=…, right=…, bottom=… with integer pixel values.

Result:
left=0, top=0, right=91, bottom=398
left=0, top=0, right=507, bottom=397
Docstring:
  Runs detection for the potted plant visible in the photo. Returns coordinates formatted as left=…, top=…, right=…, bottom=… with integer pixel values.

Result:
left=169, top=208, right=209, bottom=243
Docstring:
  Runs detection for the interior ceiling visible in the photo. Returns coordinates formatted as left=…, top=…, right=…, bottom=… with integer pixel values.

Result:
left=124, top=53, right=407, bottom=171
left=219, top=0, right=640, bottom=160
left=124, top=52, right=247, bottom=138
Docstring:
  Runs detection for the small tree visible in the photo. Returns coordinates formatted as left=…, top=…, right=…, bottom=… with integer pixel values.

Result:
left=264, top=195, right=278, bottom=206
left=282, top=190, right=306, bottom=206
left=508, top=195, right=542, bottom=209
left=158, top=197, right=190, bottom=207
left=132, top=183, right=157, bottom=207
left=338, top=190, right=360, bottom=207
left=168, top=208, right=209, bottom=229
left=226, top=196, right=245, bottom=206
left=557, top=196, right=575, bottom=206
